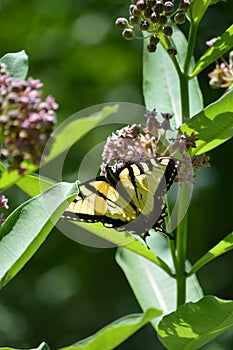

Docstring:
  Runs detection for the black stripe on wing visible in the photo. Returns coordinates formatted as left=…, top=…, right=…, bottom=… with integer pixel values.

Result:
left=62, top=156, right=179, bottom=240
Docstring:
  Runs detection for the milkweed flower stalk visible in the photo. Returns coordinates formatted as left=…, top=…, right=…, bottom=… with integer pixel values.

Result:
left=101, top=109, right=210, bottom=182
left=207, top=38, right=233, bottom=89
left=0, top=62, right=58, bottom=174
left=115, top=0, right=190, bottom=54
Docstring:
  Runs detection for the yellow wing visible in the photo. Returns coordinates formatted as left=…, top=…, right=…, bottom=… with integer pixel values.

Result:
left=62, top=157, right=178, bottom=237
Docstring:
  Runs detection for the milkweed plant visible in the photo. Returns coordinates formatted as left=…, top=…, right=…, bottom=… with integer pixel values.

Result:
left=0, top=1, right=233, bottom=349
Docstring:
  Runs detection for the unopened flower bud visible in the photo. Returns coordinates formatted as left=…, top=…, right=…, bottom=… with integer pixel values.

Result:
left=174, top=12, right=186, bottom=24
left=151, top=12, right=160, bottom=23
left=7, top=92, right=18, bottom=104
left=129, top=4, right=137, bottom=13
left=0, top=149, right=8, bottom=161
left=147, top=43, right=157, bottom=52
left=129, top=15, right=140, bottom=25
left=147, top=0, right=156, bottom=7
left=122, top=28, right=134, bottom=39
left=168, top=47, right=177, bottom=55
left=0, top=115, right=9, bottom=125
left=163, top=25, right=173, bottom=36
left=140, top=20, right=150, bottom=30
left=131, top=5, right=141, bottom=16
left=164, top=1, right=174, bottom=12
left=180, top=0, right=190, bottom=11
left=150, top=34, right=160, bottom=45
left=144, top=7, right=153, bottom=18
left=155, top=3, right=164, bottom=13
left=159, top=15, right=168, bottom=25
left=115, top=17, right=129, bottom=29
left=136, top=0, right=146, bottom=10
left=11, top=80, right=27, bottom=92
left=0, top=195, right=9, bottom=210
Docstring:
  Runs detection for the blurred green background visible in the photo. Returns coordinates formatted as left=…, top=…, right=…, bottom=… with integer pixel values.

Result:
left=0, top=0, right=232, bottom=349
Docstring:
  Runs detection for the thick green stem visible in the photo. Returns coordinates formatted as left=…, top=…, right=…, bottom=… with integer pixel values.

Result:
left=183, top=22, right=198, bottom=76
left=175, top=183, right=190, bottom=306
left=179, top=74, right=190, bottom=120
left=179, top=22, right=198, bottom=120
left=173, top=20, right=199, bottom=307
left=157, top=20, right=199, bottom=306
left=174, top=70, right=190, bottom=307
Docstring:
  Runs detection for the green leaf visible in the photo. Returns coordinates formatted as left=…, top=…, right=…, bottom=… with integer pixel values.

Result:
left=67, top=221, right=174, bottom=276
left=181, top=89, right=233, bottom=155
left=188, top=231, right=233, bottom=276
left=0, top=182, right=77, bottom=288
left=16, top=174, right=55, bottom=197
left=143, top=27, right=203, bottom=126
left=0, top=105, right=117, bottom=191
left=158, top=295, right=233, bottom=350
left=210, top=0, right=226, bottom=4
left=116, top=235, right=203, bottom=328
left=30, top=342, right=51, bottom=350
left=60, top=308, right=161, bottom=350
left=191, top=24, right=233, bottom=77
left=44, top=104, right=118, bottom=164
left=0, top=50, right=28, bottom=80
left=189, top=0, right=211, bottom=24
left=0, top=162, right=6, bottom=172
left=0, top=163, right=37, bottom=191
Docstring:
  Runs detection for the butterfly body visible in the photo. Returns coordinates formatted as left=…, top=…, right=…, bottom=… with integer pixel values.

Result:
left=62, top=156, right=179, bottom=240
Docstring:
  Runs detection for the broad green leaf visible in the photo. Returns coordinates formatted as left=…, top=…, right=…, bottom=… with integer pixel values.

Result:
left=16, top=174, right=55, bottom=197
left=0, top=163, right=36, bottom=191
left=30, top=342, right=51, bottom=350
left=0, top=342, right=51, bottom=350
left=143, top=27, right=203, bottom=127
left=0, top=182, right=77, bottom=288
left=66, top=222, right=173, bottom=276
left=0, top=162, right=6, bottom=172
left=116, top=235, right=203, bottom=328
left=0, top=342, right=50, bottom=350
left=189, top=0, right=211, bottom=24
left=60, top=308, right=161, bottom=350
left=191, top=24, right=233, bottom=77
left=0, top=105, right=117, bottom=190
left=0, top=50, right=28, bottom=80
left=158, top=295, right=233, bottom=350
left=188, top=231, right=233, bottom=276
left=181, top=89, right=233, bottom=155
left=44, top=104, right=118, bottom=163
left=210, top=0, right=226, bottom=4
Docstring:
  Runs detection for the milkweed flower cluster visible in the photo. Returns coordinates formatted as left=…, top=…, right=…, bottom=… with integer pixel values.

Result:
left=115, top=0, right=190, bottom=54
left=207, top=37, right=233, bottom=89
left=0, top=194, right=9, bottom=227
left=101, top=109, right=210, bottom=183
left=0, top=62, right=58, bottom=174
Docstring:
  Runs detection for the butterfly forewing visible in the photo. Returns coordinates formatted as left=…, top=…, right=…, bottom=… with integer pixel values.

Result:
left=66, top=178, right=137, bottom=224
left=62, top=156, right=179, bottom=238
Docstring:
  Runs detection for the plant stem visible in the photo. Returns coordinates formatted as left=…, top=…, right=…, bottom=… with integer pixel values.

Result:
left=179, top=73, right=190, bottom=119
left=176, top=182, right=192, bottom=306
left=179, top=21, right=199, bottom=121
left=169, top=238, right=178, bottom=272
left=176, top=199, right=188, bottom=306
left=183, top=22, right=198, bottom=76
left=175, top=22, right=199, bottom=306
